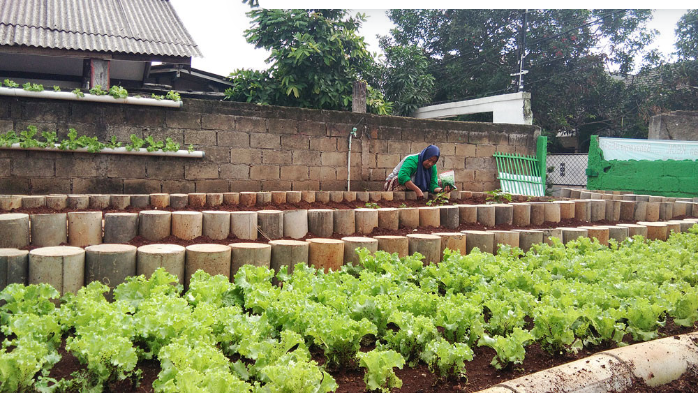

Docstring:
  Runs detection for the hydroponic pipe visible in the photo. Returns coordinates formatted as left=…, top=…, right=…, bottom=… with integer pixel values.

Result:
left=0, top=87, right=182, bottom=108
left=0, top=143, right=204, bottom=158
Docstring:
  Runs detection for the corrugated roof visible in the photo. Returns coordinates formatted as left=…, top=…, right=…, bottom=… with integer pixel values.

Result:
left=0, top=0, right=202, bottom=58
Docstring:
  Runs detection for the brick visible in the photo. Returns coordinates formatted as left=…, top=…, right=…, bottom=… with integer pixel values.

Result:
left=250, top=165, right=280, bottom=180
left=162, top=180, right=195, bottom=193
left=376, top=154, right=401, bottom=169
left=185, top=163, right=219, bottom=180
left=235, top=117, right=266, bottom=133
left=319, top=180, right=346, bottom=191
left=321, top=152, right=347, bottom=167
left=105, top=156, right=145, bottom=178
left=204, top=146, right=231, bottom=163
left=328, top=123, right=354, bottom=137
left=454, top=169, right=475, bottom=182
left=411, top=142, right=430, bottom=153
left=202, top=114, right=235, bottom=130
left=123, top=109, right=165, bottom=127
left=167, top=111, right=201, bottom=129
left=292, top=150, right=321, bottom=166
left=443, top=156, right=466, bottom=170
left=220, top=164, right=249, bottom=179
left=146, top=161, right=185, bottom=180
left=0, top=159, right=10, bottom=177
left=439, top=143, right=456, bottom=156
left=369, top=168, right=387, bottom=181
left=73, top=178, right=123, bottom=194
left=337, top=136, right=361, bottom=152
left=466, top=157, right=497, bottom=171
left=448, top=131, right=469, bottom=143
left=310, top=137, right=337, bottom=152
left=387, top=140, right=411, bottom=155
left=148, top=128, right=184, bottom=145
left=230, top=148, right=262, bottom=164
left=22, top=101, right=69, bottom=122
left=263, top=150, right=292, bottom=165
left=281, top=166, right=309, bottom=180
left=229, top=180, right=262, bottom=192
left=475, top=170, right=497, bottom=182
left=476, top=145, right=497, bottom=158
left=469, top=131, right=508, bottom=145
left=251, top=133, right=280, bottom=149
left=281, top=135, right=310, bottom=150
left=12, top=159, right=54, bottom=177
left=195, top=180, right=229, bottom=193
left=515, top=145, right=535, bottom=155
left=0, top=120, right=13, bottom=132
left=217, top=131, right=249, bottom=147
left=0, top=177, right=30, bottom=194
left=378, top=127, right=403, bottom=140
left=424, top=129, right=450, bottom=143
left=309, top=166, right=336, bottom=181
left=510, top=133, right=533, bottom=146
left=298, top=121, right=327, bottom=137
left=337, top=167, right=361, bottom=181
left=124, top=179, right=161, bottom=194
left=268, top=118, right=297, bottom=134
left=455, top=144, right=476, bottom=157
left=184, top=130, right=216, bottom=146
left=291, top=180, right=320, bottom=191
left=105, top=125, right=143, bottom=144
left=31, top=178, right=71, bottom=194
left=261, top=180, right=292, bottom=191
left=369, top=140, right=388, bottom=154
left=71, top=104, right=104, bottom=125
left=496, top=145, right=516, bottom=154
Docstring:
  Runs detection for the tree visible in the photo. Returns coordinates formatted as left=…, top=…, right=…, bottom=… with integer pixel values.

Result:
left=226, top=9, right=390, bottom=114
left=675, top=9, right=698, bottom=61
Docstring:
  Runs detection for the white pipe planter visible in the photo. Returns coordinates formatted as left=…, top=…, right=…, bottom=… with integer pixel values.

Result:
left=0, top=86, right=183, bottom=108
left=0, top=143, right=204, bottom=158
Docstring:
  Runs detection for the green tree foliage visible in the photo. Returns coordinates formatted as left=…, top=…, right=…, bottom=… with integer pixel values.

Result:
left=226, top=9, right=390, bottom=115
left=675, top=9, right=698, bottom=60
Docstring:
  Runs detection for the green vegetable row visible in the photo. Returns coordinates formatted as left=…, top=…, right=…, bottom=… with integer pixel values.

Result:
left=3, top=79, right=181, bottom=102
left=1, top=227, right=698, bottom=392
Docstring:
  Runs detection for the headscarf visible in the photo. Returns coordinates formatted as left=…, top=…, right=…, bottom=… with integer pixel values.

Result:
left=414, top=145, right=440, bottom=192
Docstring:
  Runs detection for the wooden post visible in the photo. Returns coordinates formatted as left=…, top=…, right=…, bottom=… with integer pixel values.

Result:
left=352, top=81, right=367, bottom=113
left=89, top=59, right=110, bottom=89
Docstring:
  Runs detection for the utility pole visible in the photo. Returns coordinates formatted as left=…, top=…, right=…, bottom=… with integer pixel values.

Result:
left=511, top=9, right=528, bottom=92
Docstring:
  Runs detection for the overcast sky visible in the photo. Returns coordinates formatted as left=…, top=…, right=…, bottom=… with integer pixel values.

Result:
left=167, top=1, right=690, bottom=77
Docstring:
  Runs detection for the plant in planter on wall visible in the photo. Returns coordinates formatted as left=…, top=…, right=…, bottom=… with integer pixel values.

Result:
left=109, top=86, right=129, bottom=99
left=19, top=126, right=41, bottom=148
left=0, top=131, right=20, bottom=147
left=126, top=134, right=145, bottom=151
left=166, top=90, right=181, bottom=102
left=22, top=82, right=44, bottom=92
left=72, top=88, right=85, bottom=98
left=88, top=85, right=108, bottom=96
left=3, top=79, right=19, bottom=88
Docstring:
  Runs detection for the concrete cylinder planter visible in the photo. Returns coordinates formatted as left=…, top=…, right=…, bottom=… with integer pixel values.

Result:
left=283, top=209, right=308, bottom=239
left=580, top=191, right=592, bottom=199
left=0, top=248, right=29, bottom=289
left=355, top=208, right=378, bottom=235
left=673, top=201, right=690, bottom=218
left=607, top=225, right=629, bottom=242
left=67, top=211, right=102, bottom=247
left=419, top=207, right=441, bottom=227
left=287, top=191, right=302, bottom=204
left=343, top=191, right=357, bottom=202
left=605, top=200, right=621, bottom=222
left=239, top=192, right=257, bottom=207
left=476, top=205, right=496, bottom=227
left=188, top=193, right=207, bottom=208
left=559, top=227, right=588, bottom=244
left=301, top=191, right=316, bottom=203
left=230, top=243, right=271, bottom=276
left=580, top=226, right=610, bottom=245
left=172, top=211, right=203, bottom=240
left=407, top=234, right=442, bottom=265
left=257, top=192, right=272, bottom=205
left=341, top=236, right=378, bottom=265
left=439, top=206, right=460, bottom=229
left=431, top=232, right=467, bottom=259
left=202, top=211, right=231, bottom=240
left=109, top=195, right=130, bottom=210
left=665, top=221, right=681, bottom=235
left=333, top=209, right=356, bottom=236
left=223, top=192, right=240, bottom=206
left=315, top=191, right=330, bottom=204
left=381, top=192, right=394, bottom=201
left=543, top=203, right=561, bottom=223
left=492, top=204, right=513, bottom=226
left=511, top=203, right=531, bottom=226
left=185, top=244, right=232, bottom=288
left=677, top=220, right=697, bottom=232
left=619, top=201, right=636, bottom=221
left=103, top=213, right=138, bottom=244
left=31, top=213, right=67, bottom=247
left=136, top=244, right=186, bottom=285
left=571, top=190, right=584, bottom=199
left=541, top=228, right=563, bottom=245
left=67, top=195, right=89, bottom=210
left=622, top=194, right=637, bottom=201
left=206, top=193, right=223, bottom=207
left=617, top=223, right=649, bottom=238
left=271, top=191, right=287, bottom=205
left=330, top=191, right=344, bottom=203
left=378, top=208, right=400, bottom=231
left=368, top=191, right=382, bottom=202
left=633, top=201, right=648, bottom=221
left=491, top=230, right=520, bottom=254
left=29, top=246, right=84, bottom=296
left=589, top=200, right=606, bottom=222
left=648, top=195, right=663, bottom=203
left=89, top=195, right=110, bottom=210
left=307, top=209, right=334, bottom=238
left=129, top=195, right=150, bottom=209
left=269, top=239, right=308, bottom=276
left=257, top=210, right=283, bottom=240
left=645, top=202, right=661, bottom=222
left=356, top=191, right=369, bottom=203
left=659, top=202, right=673, bottom=221
left=573, top=200, right=591, bottom=222
left=0, top=213, right=30, bottom=248
left=399, top=207, right=420, bottom=228
left=392, top=191, right=406, bottom=201
left=46, top=195, right=68, bottom=210
left=0, top=195, right=22, bottom=211
left=638, top=222, right=668, bottom=241
left=462, top=230, right=495, bottom=254
left=307, top=238, right=344, bottom=272
left=150, top=193, right=170, bottom=209
left=138, top=210, right=172, bottom=241
left=169, top=194, right=188, bottom=209
left=230, top=211, right=258, bottom=240
left=513, top=229, right=544, bottom=252
left=23, top=195, right=46, bottom=209
left=373, top=235, right=409, bottom=258
left=85, top=244, right=137, bottom=300
left=458, top=205, right=478, bottom=225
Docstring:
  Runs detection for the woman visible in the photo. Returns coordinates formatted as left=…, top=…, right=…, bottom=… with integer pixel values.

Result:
left=383, top=145, right=451, bottom=199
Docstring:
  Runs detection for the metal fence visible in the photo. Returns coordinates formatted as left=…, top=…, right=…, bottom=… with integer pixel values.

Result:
left=493, top=136, right=547, bottom=196
left=547, top=154, right=588, bottom=186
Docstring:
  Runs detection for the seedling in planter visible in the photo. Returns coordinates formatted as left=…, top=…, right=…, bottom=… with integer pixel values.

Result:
left=126, top=134, right=145, bottom=151
left=0, top=130, right=20, bottom=147
left=72, top=88, right=85, bottom=98
left=22, top=82, right=44, bottom=92
left=166, top=90, right=181, bottom=102
left=3, top=79, right=19, bottom=88
left=109, top=85, right=128, bottom=99
left=53, top=85, right=61, bottom=92
left=19, top=126, right=40, bottom=148
left=485, top=189, right=512, bottom=204
left=39, top=131, right=58, bottom=148
left=426, top=192, right=449, bottom=206
left=163, top=138, right=180, bottom=152
left=145, top=136, right=164, bottom=152
left=88, top=85, right=108, bottom=96
left=151, top=93, right=164, bottom=100
left=106, top=136, right=122, bottom=149
left=188, top=144, right=195, bottom=153
left=399, top=203, right=407, bottom=208
left=365, top=202, right=380, bottom=209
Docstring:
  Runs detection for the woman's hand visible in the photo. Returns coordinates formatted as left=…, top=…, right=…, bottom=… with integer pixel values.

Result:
left=416, top=190, right=425, bottom=200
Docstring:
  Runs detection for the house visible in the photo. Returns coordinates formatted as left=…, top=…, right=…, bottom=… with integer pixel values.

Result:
left=0, top=0, right=202, bottom=90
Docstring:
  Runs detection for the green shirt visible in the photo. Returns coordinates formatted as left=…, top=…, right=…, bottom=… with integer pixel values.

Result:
left=397, top=155, right=438, bottom=192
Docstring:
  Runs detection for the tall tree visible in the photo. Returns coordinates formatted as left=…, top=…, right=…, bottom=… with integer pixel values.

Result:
left=675, top=9, right=698, bottom=61
left=225, top=9, right=390, bottom=114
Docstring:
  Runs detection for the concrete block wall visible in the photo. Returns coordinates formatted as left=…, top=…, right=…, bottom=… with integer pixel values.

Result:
left=0, top=96, right=539, bottom=194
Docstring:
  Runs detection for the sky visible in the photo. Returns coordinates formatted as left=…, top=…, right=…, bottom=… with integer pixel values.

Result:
left=167, top=1, right=690, bottom=77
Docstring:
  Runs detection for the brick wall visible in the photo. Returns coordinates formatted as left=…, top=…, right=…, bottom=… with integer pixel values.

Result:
left=0, top=96, right=539, bottom=194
